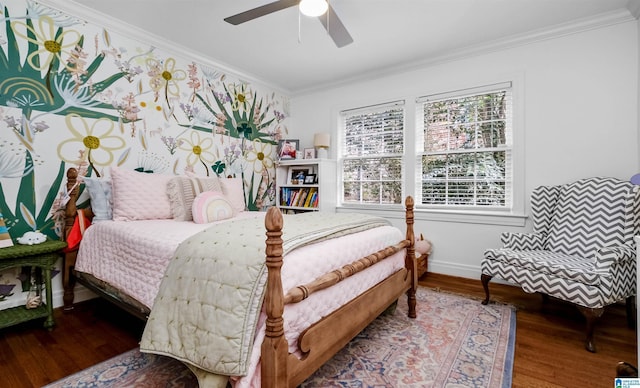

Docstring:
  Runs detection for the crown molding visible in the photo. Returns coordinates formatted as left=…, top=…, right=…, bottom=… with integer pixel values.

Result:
left=294, top=8, right=637, bottom=96
left=35, top=1, right=636, bottom=98
left=36, top=0, right=292, bottom=95
left=627, top=0, right=640, bottom=19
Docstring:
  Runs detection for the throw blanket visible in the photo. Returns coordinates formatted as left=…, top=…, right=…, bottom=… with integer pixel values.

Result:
left=140, top=212, right=389, bottom=380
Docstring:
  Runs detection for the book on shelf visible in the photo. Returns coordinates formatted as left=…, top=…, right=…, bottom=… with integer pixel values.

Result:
left=296, top=190, right=308, bottom=207
left=304, top=188, right=317, bottom=207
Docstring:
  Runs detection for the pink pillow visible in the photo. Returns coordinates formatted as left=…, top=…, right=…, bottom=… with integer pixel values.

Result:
left=192, top=191, right=235, bottom=224
left=110, top=166, right=173, bottom=221
left=220, top=178, right=245, bottom=213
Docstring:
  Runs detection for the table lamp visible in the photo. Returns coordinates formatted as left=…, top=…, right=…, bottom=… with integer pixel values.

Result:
left=314, top=133, right=330, bottom=159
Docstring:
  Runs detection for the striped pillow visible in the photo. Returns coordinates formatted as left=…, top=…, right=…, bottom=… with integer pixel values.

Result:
left=167, top=176, right=222, bottom=221
left=192, top=191, right=234, bottom=224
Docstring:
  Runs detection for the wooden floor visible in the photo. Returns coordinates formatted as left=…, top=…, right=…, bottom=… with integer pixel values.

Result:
left=0, top=273, right=636, bottom=387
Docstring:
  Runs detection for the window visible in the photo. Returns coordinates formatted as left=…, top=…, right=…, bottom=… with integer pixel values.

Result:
left=340, top=101, right=404, bottom=205
left=417, top=82, right=512, bottom=209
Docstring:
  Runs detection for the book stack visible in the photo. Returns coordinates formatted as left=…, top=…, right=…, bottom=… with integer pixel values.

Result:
left=280, top=187, right=318, bottom=208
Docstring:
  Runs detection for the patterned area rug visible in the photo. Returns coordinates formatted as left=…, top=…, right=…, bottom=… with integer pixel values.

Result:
left=45, top=287, right=515, bottom=388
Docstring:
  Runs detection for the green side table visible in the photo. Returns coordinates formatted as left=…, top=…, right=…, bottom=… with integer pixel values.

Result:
left=0, top=239, right=67, bottom=330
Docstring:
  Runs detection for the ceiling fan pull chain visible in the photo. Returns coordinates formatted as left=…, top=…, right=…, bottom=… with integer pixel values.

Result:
left=298, top=8, right=302, bottom=44
left=327, top=0, right=330, bottom=34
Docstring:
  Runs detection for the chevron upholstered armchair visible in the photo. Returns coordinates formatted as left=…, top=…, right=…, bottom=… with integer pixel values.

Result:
left=481, top=176, right=640, bottom=352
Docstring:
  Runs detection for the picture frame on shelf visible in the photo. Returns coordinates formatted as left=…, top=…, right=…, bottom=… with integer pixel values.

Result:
left=277, top=139, right=299, bottom=160
left=288, top=167, right=313, bottom=185
left=304, top=174, right=316, bottom=184
left=303, top=148, right=315, bottom=159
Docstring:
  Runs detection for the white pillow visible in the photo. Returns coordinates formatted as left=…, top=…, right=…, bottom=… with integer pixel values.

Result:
left=110, top=166, right=172, bottom=221
left=220, top=178, right=246, bottom=213
left=83, top=176, right=112, bottom=222
left=192, top=191, right=235, bottom=223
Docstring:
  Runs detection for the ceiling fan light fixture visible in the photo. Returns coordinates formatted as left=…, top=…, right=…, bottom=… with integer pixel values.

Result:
left=299, top=0, right=328, bottom=17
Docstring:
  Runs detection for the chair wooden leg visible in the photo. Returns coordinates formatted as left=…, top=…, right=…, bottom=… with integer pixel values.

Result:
left=626, top=296, right=636, bottom=329
left=577, top=306, right=604, bottom=353
left=481, top=274, right=492, bottom=305
left=617, top=361, right=639, bottom=377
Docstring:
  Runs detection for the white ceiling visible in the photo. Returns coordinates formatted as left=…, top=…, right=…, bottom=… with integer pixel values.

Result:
left=49, top=0, right=639, bottom=95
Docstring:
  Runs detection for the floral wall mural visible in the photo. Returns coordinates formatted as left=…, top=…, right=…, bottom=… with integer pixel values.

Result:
left=0, top=0, right=289, bottom=306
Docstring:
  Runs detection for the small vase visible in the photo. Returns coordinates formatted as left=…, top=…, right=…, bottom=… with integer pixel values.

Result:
left=25, top=283, right=42, bottom=309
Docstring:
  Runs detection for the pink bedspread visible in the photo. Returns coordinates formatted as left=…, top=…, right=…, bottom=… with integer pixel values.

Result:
left=75, top=212, right=405, bottom=387
left=75, top=212, right=263, bottom=309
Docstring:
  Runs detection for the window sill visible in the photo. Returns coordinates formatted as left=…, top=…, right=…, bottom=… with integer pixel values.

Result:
left=336, top=205, right=527, bottom=227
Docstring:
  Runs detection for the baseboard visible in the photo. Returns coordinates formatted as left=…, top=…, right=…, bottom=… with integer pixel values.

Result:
left=427, top=259, right=512, bottom=286
left=53, top=285, right=97, bottom=308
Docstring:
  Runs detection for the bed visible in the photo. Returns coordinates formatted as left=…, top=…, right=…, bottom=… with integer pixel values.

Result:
left=60, top=167, right=418, bottom=388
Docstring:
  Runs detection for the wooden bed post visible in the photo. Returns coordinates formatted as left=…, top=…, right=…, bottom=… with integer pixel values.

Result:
left=62, top=168, right=79, bottom=311
left=261, top=207, right=288, bottom=388
left=405, top=196, right=417, bottom=318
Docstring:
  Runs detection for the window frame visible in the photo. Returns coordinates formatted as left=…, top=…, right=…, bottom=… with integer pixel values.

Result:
left=416, top=82, right=514, bottom=211
left=338, top=100, right=406, bottom=207
left=335, top=77, right=525, bottom=227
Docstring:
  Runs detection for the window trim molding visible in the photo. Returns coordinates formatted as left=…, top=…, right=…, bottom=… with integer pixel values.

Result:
left=338, top=100, right=406, bottom=205
left=336, top=204, right=527, bottom=227
left=416, top=82, right=514, bottom=208
left=340, top=99, right=405, bottom=115
left=413, top=75, right=525, bottom=217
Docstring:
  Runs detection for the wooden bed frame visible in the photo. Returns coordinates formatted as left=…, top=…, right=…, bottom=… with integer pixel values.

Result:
left=61, top=167, right=418, bottom=388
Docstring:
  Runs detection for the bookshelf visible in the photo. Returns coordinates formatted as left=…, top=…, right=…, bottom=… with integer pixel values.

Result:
left=275, top=159, right=337, bottom=213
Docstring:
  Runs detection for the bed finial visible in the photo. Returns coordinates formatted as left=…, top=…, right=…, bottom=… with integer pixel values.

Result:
left=404, top=196, right=417, bottom=318
left=262, top=207, right=287, bottom=387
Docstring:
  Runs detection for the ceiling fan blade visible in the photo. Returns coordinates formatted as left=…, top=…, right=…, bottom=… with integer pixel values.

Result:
left=318, top=4, right=353, bottom=48
left=224, top=0, right=299, bottom=25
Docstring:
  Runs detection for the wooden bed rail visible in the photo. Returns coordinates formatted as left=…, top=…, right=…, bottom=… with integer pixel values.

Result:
left=284, top=240, right=411, bottom=304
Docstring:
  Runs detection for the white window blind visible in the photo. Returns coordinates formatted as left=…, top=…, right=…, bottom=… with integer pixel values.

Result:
left=416, top=82, right=513, bottom=208
left=340, top=101, right=405, bottom=205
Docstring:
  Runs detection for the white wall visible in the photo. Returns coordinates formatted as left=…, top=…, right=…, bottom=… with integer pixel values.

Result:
left=290, top=20, right=639, bottom=280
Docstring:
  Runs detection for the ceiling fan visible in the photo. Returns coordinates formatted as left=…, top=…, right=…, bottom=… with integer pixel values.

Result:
left=224, top=0, right=353, bottom=48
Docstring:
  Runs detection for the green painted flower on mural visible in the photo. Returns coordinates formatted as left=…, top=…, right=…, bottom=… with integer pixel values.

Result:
left=186, top=81, right=277, bottom=145
left=211, top=161, right=226, bottom=176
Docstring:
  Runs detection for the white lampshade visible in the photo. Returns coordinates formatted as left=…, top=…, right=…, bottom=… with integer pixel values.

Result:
left=313, top=133, right=331, bottom=148
left=314, top=132, right=330, bottom=159
left=299, top=0, right=328, bottom=17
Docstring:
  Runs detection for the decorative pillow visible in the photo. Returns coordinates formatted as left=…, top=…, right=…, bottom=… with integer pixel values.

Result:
left=83, top=176, right=112, bottom=222
left=110, top=166, right=173, bottom=221
left=220, top=177, right=246, bottom=213
left=167, top=176, right=222, bottom=221
left=192, top=191, right=235, bottom=224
